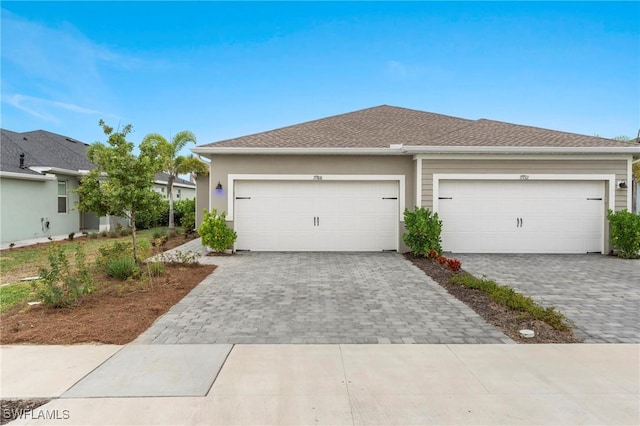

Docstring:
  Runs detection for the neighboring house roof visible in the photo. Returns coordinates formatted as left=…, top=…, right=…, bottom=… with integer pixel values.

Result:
left=194, top=105, right=639, bottom=154
left=1, top=129, right=197, bottom=186
left=154, top=172, right=195, bottom=188
left=1, top=129, right=94, bottom=176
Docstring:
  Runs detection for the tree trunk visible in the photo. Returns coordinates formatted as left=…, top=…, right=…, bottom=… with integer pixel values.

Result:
left=168, top=175, right=175, bottom=230
left=131, top=213, right=138, bottom=262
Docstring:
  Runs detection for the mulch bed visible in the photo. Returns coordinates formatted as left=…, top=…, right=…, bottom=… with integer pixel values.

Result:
left=0, top=264, right=215, bottom=345
left=404, top=253, right=580, bottom=343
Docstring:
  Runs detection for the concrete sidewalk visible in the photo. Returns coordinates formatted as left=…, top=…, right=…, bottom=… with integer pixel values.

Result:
left=2, top=344, right=638, bottom=425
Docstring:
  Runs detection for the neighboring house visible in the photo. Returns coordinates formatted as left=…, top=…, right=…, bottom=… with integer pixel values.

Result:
left=192, top=105, right=639, bottom=254
left=1, top=129, right=137, bottom=244
left=153, top=172, right=196, bottom=200
left=0, top=129, right=102, bottom=243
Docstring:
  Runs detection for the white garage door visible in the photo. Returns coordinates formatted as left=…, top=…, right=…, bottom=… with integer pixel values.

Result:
left=234, top=180, right=399, bottom=251
left=438, top=180, right=604, bottom=254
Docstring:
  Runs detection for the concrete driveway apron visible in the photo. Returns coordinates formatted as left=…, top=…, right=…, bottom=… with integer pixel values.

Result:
left=455, top=254, right=640, bottom=343
left=136, top=252, right=512, bottom=344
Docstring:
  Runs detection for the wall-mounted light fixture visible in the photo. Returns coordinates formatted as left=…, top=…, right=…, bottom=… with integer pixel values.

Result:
left=617, top=180, right=628, bottom=189
left=215, top=181, right=223, bottom=190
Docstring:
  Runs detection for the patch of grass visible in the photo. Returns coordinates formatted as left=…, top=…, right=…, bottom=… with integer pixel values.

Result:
left=0, top=228, right=169, bottom=286
left=450, top=273, right=569, bottom=330
left=0, top=282, right=37, bottom=312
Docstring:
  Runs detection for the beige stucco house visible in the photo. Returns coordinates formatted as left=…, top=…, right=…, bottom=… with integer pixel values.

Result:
left=192, top=105, right=639, bottom=254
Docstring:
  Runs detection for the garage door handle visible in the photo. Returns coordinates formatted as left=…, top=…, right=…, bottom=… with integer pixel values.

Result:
left=313, top=217, right=316, bottom=226
left=317, top=217, right=320, bottom=226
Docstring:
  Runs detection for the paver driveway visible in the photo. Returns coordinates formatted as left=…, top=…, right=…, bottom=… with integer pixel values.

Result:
left=137, top=249, right=512, bottom=344
left=455, top=254, right=640, bottom=343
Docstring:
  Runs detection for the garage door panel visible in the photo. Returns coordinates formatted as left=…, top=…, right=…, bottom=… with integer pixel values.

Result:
left=439, top=180, right=604, bottom=254
left=234, top=180, right=398, bottom=251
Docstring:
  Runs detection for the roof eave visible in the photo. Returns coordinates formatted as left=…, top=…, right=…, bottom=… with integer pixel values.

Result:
left=404, top=146, right=640, bottom=154
left=29, top=166, right=85, bottom=176
left=153, top=180, right=196, bottom=188
left=192, top=145, right=639, bottom=156
left=191, top=147, right=405, bottom=155
left=0, top=171, right=57, bottom=181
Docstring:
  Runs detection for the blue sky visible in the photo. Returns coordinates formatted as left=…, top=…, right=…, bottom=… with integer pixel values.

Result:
left=1, top=1, right=638, bottom=155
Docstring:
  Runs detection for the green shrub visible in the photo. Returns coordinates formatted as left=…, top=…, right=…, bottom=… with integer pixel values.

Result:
left=174, top=198, right=196, bottom=227
left=403, top=207, right=443, bottom=256
left=152, top=235, right=168, bottom=248
left=33, top=243, right=94, bottom=308
left=97, top=241, right=133, bottom=267
left=137, top=239, right=153, bottom=262
left=68, top=232, right=75, bottom=241
left=88, top=232, right=99, bottom=239
left=181, top=211, right=196, bottom=233
left=105, top=257, right=139, bottom=280
left=136, top=192, right=166, bottom=229
left=145, top=262, right=165, bottom=277
left=607, top=209, right=640, bottom=259
left=450, top=274, right=568, bottom=330
left=198, top=209, right=237, bottom=252
left=152, top=229, right=167, bottom=240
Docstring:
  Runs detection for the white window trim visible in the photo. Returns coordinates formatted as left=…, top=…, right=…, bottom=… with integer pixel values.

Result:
left=57, top=180, right=68, bottom=214
left=225, top=174, right=405, bottom=221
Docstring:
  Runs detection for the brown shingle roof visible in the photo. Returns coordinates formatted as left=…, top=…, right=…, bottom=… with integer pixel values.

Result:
left=429, top=119, right=633, bottom=148
left=200, top=105, right=636, bottom=149
left=203, top=105, right=473, bottom=148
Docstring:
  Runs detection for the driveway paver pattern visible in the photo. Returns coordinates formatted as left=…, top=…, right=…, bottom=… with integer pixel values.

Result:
left=137, top=248, right=512, bottom=344
left=455, top=254, right=640, bottom=343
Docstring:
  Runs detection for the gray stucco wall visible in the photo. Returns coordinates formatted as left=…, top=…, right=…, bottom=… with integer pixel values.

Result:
left=0, top=174, right=81, bottom=243
left=195, top=174, right=210, bottom=227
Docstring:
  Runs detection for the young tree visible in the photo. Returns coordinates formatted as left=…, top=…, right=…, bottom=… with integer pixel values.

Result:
left=140, top=131, right=208, bottom=229
left=77, top=120, right=164, bottom=260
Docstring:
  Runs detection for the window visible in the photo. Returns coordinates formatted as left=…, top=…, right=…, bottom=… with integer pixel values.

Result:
left=58, top=181, right=68, bottom=213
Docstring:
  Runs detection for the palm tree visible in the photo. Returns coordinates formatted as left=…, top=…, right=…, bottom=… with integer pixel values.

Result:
left=141, top=131, right=208, bottom=229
